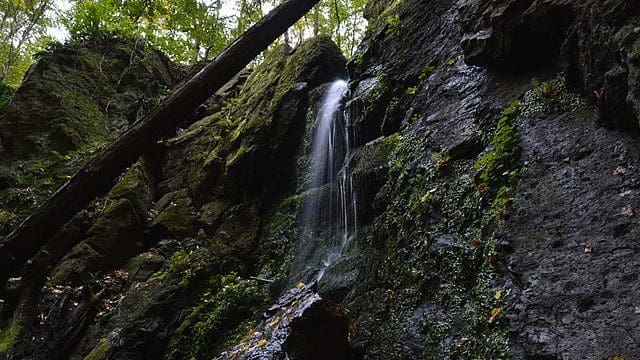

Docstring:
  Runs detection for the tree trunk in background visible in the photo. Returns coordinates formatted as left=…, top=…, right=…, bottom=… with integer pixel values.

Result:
left=0, top=0, right=321, bottom=286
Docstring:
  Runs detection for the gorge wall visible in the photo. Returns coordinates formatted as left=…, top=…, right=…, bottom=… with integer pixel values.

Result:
left=1, top=0, right=640, bottom=359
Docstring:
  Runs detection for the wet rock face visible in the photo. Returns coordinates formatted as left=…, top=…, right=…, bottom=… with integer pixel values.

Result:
left=458, top=0, right=640, bottom=128
left=320, top=0, right=640, bottom=358
left=501, top=110, right=640, bottom=358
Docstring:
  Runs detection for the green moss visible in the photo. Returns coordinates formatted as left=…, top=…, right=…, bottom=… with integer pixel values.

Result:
left=387, top=14, right=402, bottom=33
left=167, top=274, right=266, bottom=359
left=0, top=38, right=171, bottom=157
left=475, top=100, right=521, bottom=187
left=0, top=142, right=106, bottom=236
left=150, top=195, right=194, bottom=237
left=84, top=340, right=110, bottom=360
left=169, top=250, right=191, bottom=273
left=353, top=52, right=365, bottom=70
left=365, top=0, right=408, bottom=37
left=169, top=36, right=344, bottom=200
left=364, top=74, right=393, bottom=121
left=256, top=194, right=301, bottom=280
left=108, top=162, right=154, bottom=215
left=419, top=65, right=436, bottom=80
left=359, top=97, right=525, bottom=358
left=522, top=75, right=586, bottom=116
left=0, top=322, right=22, bottom=354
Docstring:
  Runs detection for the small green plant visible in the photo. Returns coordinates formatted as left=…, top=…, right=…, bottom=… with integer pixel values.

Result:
left=88, top=272, right=102, bottom=284
left=169, top=249, right=191, bottom=273
left=531, top=78, right=559, bottom=104
left=419, top=65, right=436, bottom=80
left=432, top=151, right=451, bottom=170
left=408, top=114, right=421, bottom=125
left=491, top=186, right=515, bottom=218
left=387, top=14, right=401, bottom=33
left=354, top=53, right=365, bottom=69
left=31, top=41, right=64, bottom=60
left=0, top=83, right=13, bottom=111
left=405, top=86, right=417, bottom=95
left=523, top=75, right=586, bottom=116
left=475, top=100, right=521, bottom=186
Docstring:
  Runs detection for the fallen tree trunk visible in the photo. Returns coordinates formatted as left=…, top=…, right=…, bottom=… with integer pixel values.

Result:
left=0, top=0, right=320, bottom=285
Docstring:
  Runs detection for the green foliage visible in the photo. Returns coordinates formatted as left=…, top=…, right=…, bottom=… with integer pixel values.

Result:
left=432, top=151, right=451, bottom=170
left=0, top=142, right=105, bottom=235
left=0, top=0, right=54, bottom=86
left=365, top=73, right=391, bottom=108
left=523, top=75, right=586, bottom=116
left=31, top=40, right=64, bottom=60
left=84, top=339, right=110, bottom=360
left=0, top=321, right=21, bottom=354
left=475, top=100, right=521, bottom=186
left=295, top=0, right=368, bottom=57
left=419, top=65, right=436, bottom=80
left=169, top=250, right=191, bottom=273
left=531, top=78, right=559, bottom=102
left=2, top=0, right=367, bottom=84
left=362, top=99, right=524, bottom=358
left=353, top=52, right=365, bottom=69
left=387, top=14, right=401, bottom=33
left=169, top=274, right=265, bottom=359
left=64, top=0, right=229, bottom=63
left=0, top=83, right=14, bottom=111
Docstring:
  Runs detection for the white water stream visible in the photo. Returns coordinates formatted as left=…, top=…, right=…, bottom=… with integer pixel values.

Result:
left=299, top=79, right=357, bottom=282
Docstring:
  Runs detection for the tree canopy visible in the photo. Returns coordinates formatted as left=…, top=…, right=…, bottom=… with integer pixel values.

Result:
left=0, top=0, right=367, bottom=87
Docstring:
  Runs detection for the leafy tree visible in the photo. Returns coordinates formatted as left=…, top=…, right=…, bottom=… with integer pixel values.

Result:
left=65, top=0, right=230, bottom=63
left=282, top=0, right=367, bottom=57
left=0, top=0, right=54, bottom=85
left=1, top=0, right=369, bottom=85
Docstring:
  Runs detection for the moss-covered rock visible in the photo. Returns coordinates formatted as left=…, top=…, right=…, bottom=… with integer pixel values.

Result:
left=166, top=274, right=267, bottom=360
left=211, top=204, right=260, bottom=270
left=108, top=162, right=155, bottom=217
left=160, top=36, right=347, bottom=203
left=50, top=198, right=144, bottom=285
left=148, top=191, right=195, bottom=238
left=0, top=38, right=179, bottom=239
left=0, top=35, right=348, bottom=359
left=0, top=37, right=179, bottom=158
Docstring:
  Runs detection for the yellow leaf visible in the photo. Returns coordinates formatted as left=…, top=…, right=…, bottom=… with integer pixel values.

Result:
left=386, top=289, right=395, bottom=300
left=268, top=316, right=281, bottom=327
left=494, top=291, right=502, bottom=300
left=256, top=339, right=267, bottom=348
left=296, top=282, right=305, bottom=288
left=488, top=307, right=502, bottom=324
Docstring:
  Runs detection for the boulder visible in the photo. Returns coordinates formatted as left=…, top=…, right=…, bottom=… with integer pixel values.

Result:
left=216, top=284, right=351, bottom=360
left=0, top=38, right=180, bottom=157
left=50, top=199, right=144, bottom=285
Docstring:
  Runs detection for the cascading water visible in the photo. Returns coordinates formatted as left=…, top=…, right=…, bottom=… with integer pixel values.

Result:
left=295, top=79, right=357, bottom=283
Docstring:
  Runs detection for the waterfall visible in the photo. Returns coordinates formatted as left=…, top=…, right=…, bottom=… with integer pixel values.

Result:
left=297, top=79, right=356, bottom=283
